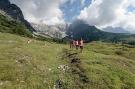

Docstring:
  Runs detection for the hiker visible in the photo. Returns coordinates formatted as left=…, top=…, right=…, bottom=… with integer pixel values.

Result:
left=75, top=40, right=79, bottom=50
left=73, top=40, right=76, bottom=48
left=27, top=39, right=32, bottom=44
left=79, top=38, right=84, bottom=53
left=70, top=39, right=74, bottom=48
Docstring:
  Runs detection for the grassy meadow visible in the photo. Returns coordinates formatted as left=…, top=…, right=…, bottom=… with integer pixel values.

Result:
left=0, top=32, right=135, bottom=89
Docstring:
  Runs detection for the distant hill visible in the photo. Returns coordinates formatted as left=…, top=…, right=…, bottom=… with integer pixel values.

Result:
left=66, top=20, right=135, bottom=44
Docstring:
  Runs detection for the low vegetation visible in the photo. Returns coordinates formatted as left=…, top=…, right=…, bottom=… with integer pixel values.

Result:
left=0, top=13, right=32, bottom=37
left=0, top=33, right=135, bottom=89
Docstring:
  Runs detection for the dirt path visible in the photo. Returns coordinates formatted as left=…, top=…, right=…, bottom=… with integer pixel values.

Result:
left=61, top=49, right=90, bottom=89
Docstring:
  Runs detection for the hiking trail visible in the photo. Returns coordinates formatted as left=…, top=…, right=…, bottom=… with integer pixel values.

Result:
left=60, top=48, right=90, bottom=89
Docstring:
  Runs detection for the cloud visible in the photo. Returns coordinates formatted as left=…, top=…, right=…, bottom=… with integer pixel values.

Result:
left=80, top=0, right=86, bottom=6
left=9, top=0, right=66, bottom=25
left=78, top=0, right=135, bottom=33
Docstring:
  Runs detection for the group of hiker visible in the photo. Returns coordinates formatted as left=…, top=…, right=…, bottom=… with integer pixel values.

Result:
left=70, top=38, right=84, bottom=52
left=27, top=38, right=84, bottom=52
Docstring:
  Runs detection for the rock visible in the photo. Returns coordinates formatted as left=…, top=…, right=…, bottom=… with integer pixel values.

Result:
left=20, top=80, right=25, bottom=83
left=48, top=68, right=52, bottom=71
left=58, top=65, right=69, bottom=72
left=0, top=81, right=10, bottom=85
left=31, top=23, right=69, bottom=39
left=55, top=79, right=63, bottom=89
left=0, top=0, right=36, bottom=32
left=0, top=82, right=3, bottom=86
left=0, top=0, right=10, bottom=8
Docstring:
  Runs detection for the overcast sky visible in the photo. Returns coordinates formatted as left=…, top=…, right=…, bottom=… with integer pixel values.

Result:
left=9, top=0, right=135, bottom=33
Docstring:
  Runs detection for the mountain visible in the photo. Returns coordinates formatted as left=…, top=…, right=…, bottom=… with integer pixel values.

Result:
left=0, top=0, right=33, bottom=37
left=0, top=0, right=35, bottom=32
left=66, top=20, right=135, bottom=44
left=31, top=20, right=135, bottom=45
left=31, top=23, right=69, bottom=39
left=66, top=20, right=120, bottom=42
left=0, top=0, right=10, bottom=8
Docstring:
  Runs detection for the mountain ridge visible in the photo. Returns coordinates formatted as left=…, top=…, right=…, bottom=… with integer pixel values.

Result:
left=66, top=20, right=135, bottom=44
left=31, top=23, right=69, bottom=39
left=0, top=0, right=36, bottom=32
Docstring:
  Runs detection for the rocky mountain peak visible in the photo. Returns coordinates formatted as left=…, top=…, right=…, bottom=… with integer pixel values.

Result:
left=0, top=0, right=10, bottom=8
left=0, top=0, right=35, bottom=32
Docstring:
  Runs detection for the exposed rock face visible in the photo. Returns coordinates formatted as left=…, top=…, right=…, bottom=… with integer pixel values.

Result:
left=0, top=0, right=10, bottom=8
left=0, top=0, right=35, bottom=32
left=31, top=23, right=69, bottom=39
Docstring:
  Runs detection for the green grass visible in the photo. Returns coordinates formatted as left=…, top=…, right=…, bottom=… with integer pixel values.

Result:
left=80, top=42, right=135, bottom=89
left=0, top=33, right=135, bottom=89
left=0, top=32, right=68, bottom=89
left=0, top=13, right=32, bottom=37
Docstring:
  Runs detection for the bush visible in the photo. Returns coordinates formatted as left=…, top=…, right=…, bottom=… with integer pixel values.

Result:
left=127, top=41, right=135, bottom=45
left=115, top=50, right=123, bottom=55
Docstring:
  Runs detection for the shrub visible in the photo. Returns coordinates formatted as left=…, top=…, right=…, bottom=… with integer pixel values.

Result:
left=0, top=14, right=32, bottom=37
left=115, top=50, right=123, bottom=55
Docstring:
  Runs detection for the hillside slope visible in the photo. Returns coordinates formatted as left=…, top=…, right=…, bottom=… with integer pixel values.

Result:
left=0, top=13, right=32, bottom=37
left=0, top=0, right=35, bottom=32
left=0, top=33, right=135, bottom=89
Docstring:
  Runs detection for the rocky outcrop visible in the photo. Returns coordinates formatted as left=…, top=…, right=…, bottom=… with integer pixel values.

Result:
left=0, top=0, right=36, bottom=32
left=31, top=23, right=69, bottom=39
left=0, top=0, right=10, bottom=8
